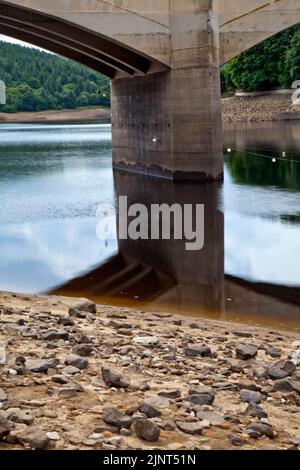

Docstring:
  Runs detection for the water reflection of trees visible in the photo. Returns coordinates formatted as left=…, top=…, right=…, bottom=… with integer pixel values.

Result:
left=226, top=151, right=300, bottom=191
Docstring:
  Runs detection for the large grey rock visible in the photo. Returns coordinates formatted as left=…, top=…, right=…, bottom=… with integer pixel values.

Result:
left=245, top=403, right=268, bottom=419
left=71, top=299, right=96, bottom=313
left=41, top=330, right=69, bottom=341
left=4, top=408, right=34, bottom=425
left=68, top=308, right=87, bottom=319
left=233, top=331, right=253, bottom=338
left=196, top=410, right=225, bottom=426
left=0, top=388, right=7, bottom=402
left=58, top=316, right=74, bottom=327
left=101, top=367, right=129, bottom=388
left=246, top=423, right=274, bottom=439
left=18, top=427, right=50, bottom=450
left=139, top=402, right=162, bottom=418
left=187, top=385, right=215, bottom=406
left=132, top=336, right=159, bottom=347
left=240, top=389, right=262, bottom=404
left=142, top=396, right=170, bottom=409
left=176, top=421, right=203, bottom=435
left=268, top=360, right=296, bottom=380
left=0, top=341, right=6, bottom=365
left=26, top=358, right=59, bottom=373
left=0, top=417, right=10, bottom=440
left=72, top=344, right=93, bottom=357
left=134, top=419, right=160, bottom=442
left=275, top=360, right=296, bottom=375
left=273, top=378, right=300, bottom=395
left=102, top=407, right=132, bottom=429
left=158, top=389, right=181, bottom=399
left=267, top=366, right=289, bottom=380
left=184, top=344, right=212, bottom=357
left=236, top=344, right=258, bottom=360
left=65, top=354, right=88, bottom=370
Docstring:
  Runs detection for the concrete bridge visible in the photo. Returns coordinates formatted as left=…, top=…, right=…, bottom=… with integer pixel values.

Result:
left=0, top=0, right=299, bottom=181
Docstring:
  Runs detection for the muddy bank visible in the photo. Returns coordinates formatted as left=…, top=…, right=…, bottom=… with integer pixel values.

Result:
left=0, top=291, right=299, bottom=450
left=222, top=95, right=298, bottom=122
left=0, top=107, right=111, bottom=123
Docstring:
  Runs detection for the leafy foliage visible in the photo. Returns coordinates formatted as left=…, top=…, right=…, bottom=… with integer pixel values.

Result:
left=0, top=41, right=110, bottom=113
left=222, top=25, right=300, bottom=92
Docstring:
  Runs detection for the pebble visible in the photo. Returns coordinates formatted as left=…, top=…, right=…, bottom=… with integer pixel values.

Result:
left=246, top=423, right=274, bottom=439
left=0, top=341, right=7, bottom=365
left=65, top=354, right=89, bottom=370
left=245, top=403, right=268, bottom=419
left=184, top=344, right=212, bottom=357
left=176, top=421, right=203, bottom=436
left=46, top=432, right=60, bottom=441
left=134, top=419, right=160, bottom=442
left=132, top=336, right=159, bottom=347
left=72, top=299, right=96, bottom=313
left=101, top=367, right=129, bottom=388
left=0, top=389, right=7, bottom=402
left=41, top=330, right=69, bottom=341
left=240, top=389, right=262, bottom=404
left=273, top=378, right=300, bottom=395
left=18, top=428, right=50, bottom=450
left=139, top=402, right=161, bottom=418
left=102, top=407, right=132, bottom=429
left=236, top=344, right=258, bottom=360
left=72, top=344, right=93, bottom=357
left=0, top=417, right=10, bottom=439
left=25, top=358, right=59, bottom=373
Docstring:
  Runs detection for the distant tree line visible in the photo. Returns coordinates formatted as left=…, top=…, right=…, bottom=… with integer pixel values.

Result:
left=221, top=24, right=300, bottom=93
left=0, top=42, right=110, bottom=113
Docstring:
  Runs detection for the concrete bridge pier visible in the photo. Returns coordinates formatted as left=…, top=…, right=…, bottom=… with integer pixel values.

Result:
left=111, top=1, right=223, bottom=182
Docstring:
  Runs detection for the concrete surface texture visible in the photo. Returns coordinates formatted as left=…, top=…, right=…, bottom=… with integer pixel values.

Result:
left=0, top=0, right=299, bottom=180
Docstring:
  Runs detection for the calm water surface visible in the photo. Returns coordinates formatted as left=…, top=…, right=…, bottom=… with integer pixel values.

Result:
left=1, top=121, right=300, bottom=330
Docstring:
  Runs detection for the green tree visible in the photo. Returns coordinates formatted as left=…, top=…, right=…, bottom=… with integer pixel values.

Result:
left=222, top=25, right=300, bottom=92
left=284, top=28, right=300, bottom=85
left=0, top=41, right=111, bottom=113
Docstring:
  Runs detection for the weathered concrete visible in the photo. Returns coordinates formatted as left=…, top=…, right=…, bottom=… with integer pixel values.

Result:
left=1, top=0, right=300, bottom=180
left=111, top=2, right=223, bottom=180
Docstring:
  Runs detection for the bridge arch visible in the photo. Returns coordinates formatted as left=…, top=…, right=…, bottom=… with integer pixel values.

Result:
left=0, top=1, right=166, bottom=78
left=217, top=0, right=300, bottom=63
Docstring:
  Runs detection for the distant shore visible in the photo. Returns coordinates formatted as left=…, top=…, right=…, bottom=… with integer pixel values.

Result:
left=0, top=95, right=299, bottom=125
left=0, top=107, right=111, bottom=123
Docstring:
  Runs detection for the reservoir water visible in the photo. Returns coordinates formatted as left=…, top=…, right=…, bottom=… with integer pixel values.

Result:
left=1, top=121, right=300, bottom=331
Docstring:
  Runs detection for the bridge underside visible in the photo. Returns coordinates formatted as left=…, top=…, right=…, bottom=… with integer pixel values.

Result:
left=1, top=1, right=300, bottom=181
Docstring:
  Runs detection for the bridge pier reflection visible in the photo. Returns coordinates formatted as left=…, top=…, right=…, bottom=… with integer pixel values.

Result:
left=55, top=171, right=225, bottom=317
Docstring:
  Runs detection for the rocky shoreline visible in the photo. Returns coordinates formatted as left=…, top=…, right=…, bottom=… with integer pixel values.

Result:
left=222, top=95, right=296, bottom=122
left=0, top=95, right=297, bottom=125
left=0, top=291, right=299, bottom=451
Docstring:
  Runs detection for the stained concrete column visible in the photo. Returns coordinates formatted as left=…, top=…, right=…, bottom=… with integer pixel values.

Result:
left=111, top=0, right=223, bottom=181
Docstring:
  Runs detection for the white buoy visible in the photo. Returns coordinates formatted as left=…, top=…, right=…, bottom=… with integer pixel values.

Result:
left=227, top=148, right=232, bottom=153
